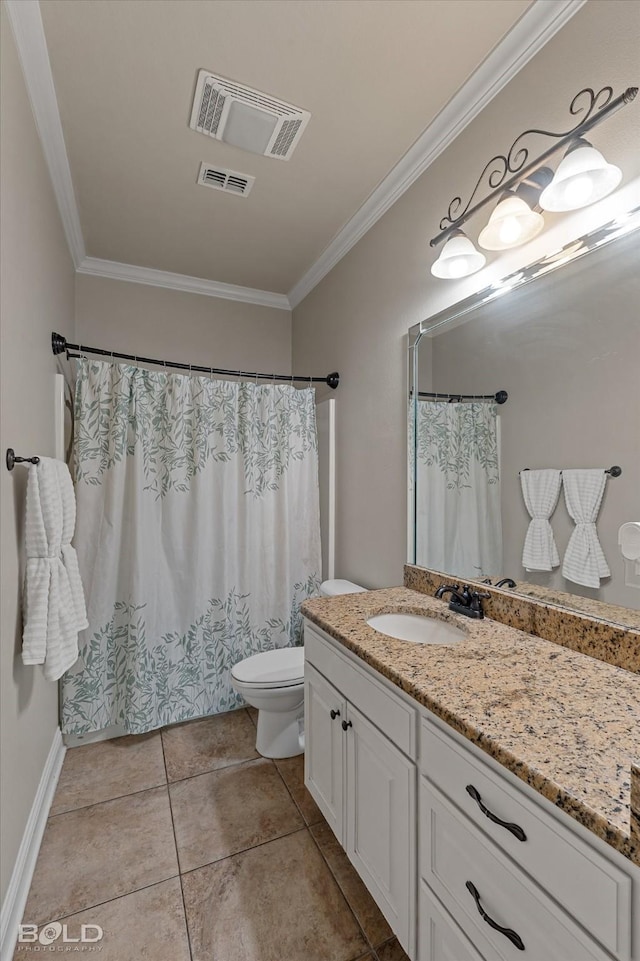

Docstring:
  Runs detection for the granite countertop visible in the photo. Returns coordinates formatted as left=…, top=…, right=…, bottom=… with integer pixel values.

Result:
left=301, top=587, right=640, bottom=868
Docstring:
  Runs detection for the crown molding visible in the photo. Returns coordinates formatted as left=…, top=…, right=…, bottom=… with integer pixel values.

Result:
left=287, top=0, right=587, bottom=308
left=8, top=0, right=585, bottom=312
left=77, top=257, right=292, bottom=310
left=6, top=0, right=290, bottom=309
left=5, top=0, right=85, bottom=268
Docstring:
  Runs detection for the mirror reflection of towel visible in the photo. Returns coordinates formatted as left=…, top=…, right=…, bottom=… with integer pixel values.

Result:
left=521, top=469, right=562, bottom=572
left=562, top=469, right=610, bottom=588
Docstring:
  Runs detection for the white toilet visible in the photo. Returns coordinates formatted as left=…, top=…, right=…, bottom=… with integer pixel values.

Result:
left=231, top=579, right=366, bottom=758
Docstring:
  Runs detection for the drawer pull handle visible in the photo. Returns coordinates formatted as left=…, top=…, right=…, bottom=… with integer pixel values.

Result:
left=341, top=719, right=352, bottom=731
left=329, top=709, right=340, bottom=720
left=465, top=785, right=527, bottom=842
left=465, top=881, right=525, bottom=951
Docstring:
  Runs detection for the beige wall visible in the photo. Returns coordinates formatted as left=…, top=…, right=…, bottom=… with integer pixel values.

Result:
left=75, top=275, right=292, bottom=376
left=0, top=4, right=76, bottom=900
left=427, top=231, right=639, bottom=608
left=291, top=0, right=640, bottom=590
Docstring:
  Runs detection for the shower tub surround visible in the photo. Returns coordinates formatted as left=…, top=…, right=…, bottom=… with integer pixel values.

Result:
left=301, top=586, right=640, bottom=867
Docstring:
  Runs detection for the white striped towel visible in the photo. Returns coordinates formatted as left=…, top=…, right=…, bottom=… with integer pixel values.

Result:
left=562, top=469, right=610, bottom=589
left=520, top=469, right=562, bottom=572
left=22, top=457, right=88, bottom=681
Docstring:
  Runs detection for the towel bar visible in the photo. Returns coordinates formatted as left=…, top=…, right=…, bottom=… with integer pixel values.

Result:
left=6, top=448, right=40, bottom=471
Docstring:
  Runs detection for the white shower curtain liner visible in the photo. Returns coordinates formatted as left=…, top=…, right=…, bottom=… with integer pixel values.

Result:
left=61, top=359, right=321, bottom=736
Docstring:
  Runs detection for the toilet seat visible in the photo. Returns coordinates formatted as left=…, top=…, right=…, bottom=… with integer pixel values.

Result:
left=231, top=647, right=304, bottom=689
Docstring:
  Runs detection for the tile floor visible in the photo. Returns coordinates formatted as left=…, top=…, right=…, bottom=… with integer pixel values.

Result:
left=16, top=707, right=409, bottom=961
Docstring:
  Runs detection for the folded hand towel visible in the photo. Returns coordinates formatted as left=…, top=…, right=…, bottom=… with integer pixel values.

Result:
left=22, top=458, right=88, bottom=681
left=520, top=469, right=562, bottom=572
left=562, top=469, right=610, bottom=588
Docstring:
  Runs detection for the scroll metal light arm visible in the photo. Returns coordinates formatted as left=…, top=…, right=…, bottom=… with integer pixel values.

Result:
left=430, top=85, right=638, bottom=248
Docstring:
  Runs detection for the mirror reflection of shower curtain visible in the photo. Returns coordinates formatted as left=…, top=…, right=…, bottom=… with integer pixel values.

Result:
left=416, top=401, right=502, bottom=579
left=61, top=359, right=321, bottom=736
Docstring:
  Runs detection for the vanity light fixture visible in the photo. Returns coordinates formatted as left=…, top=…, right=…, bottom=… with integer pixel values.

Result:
left=429, top=85, right=637, bottom=278
left=539, top=138, right=622, bottom=212
left=430, top=229, right=486, bottom=279
left=478, top=190, right=544, bottom=250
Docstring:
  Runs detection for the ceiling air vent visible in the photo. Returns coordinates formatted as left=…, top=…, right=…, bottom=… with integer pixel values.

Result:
left=197, top=163, right=255, bottom=197
left=190, top=70, right=310, bottom=161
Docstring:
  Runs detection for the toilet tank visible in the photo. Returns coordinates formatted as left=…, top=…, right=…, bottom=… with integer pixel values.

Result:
left=319, top=579, right=366, bottom=597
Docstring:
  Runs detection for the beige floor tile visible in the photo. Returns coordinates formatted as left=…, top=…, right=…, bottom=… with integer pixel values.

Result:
left=311, top=821, right=393, bottom=948
left=275, top=753, right=325, bottom=825
left=161, top=709, right=258, bottom=781
left=51, top=733, right=166, bottom=815
left=14, top=879, right=190, bottom=960
left=376, top=938, right=411, bottom=961
left=22, top=787, right=178, bottom=924
left=182, top=829, right=368, bottom=961
left=246, top=705, right=259, bottom=725
left=170, top=757, right=303, bottom=872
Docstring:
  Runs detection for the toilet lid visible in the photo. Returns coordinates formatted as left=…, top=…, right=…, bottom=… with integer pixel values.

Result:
left=231, top=647, right=304, bottom=688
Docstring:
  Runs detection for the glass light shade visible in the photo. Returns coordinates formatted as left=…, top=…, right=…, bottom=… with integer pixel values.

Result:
left=540, top=144, right=622, bottom=212
left=431, top=231, right=486, bottom=279
left=478, top=193, right=544, bottom=250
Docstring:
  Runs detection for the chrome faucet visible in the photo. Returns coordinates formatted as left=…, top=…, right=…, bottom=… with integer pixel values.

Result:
left=435, top=583, right=490, bottom=619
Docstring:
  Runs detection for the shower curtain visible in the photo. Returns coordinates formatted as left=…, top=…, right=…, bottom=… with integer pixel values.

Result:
left=61, top=359, right=321, bottom=736
left=415, top=400, right=502, bottom=579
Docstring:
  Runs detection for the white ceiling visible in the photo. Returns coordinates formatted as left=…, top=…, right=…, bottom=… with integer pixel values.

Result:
left=36, top=0, right=546, bottom=299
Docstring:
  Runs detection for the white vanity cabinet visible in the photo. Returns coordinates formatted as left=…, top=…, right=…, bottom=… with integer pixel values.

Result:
left=304, top=625, right=417, bottom=957
left=303, top=620, right=639, bottom=961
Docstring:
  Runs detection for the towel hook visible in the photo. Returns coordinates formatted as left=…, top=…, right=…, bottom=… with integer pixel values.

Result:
left=6, top=449, right=40, bottom=471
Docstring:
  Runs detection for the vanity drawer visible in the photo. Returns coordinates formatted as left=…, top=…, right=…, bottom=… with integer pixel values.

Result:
left=420, top=778, right=613, bottom=961
left=304, top=623, right=416, bottom=757
left=420, top=718, right=632, bottom=960
left=419, top=881, right=487, bottom=961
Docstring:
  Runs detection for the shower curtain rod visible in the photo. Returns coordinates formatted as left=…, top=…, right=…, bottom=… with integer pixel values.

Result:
left=51, top=332, right=340, bottom=389
left=418, top=389, right=508, bottom=404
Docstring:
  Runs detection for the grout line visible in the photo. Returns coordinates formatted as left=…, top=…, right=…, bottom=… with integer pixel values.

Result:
left=271, top=756, right=310, bottom=825
left=161, top=726, right=194, bottom=961
left=48, top=778, right=168, bottom=819
left=22, top=873, right=181, bottom=928
left=46, top=782, right=170, bottom=823
left=178, top=825, right=309, bottom=881
left=164, top=753, right=266, bottom=788
left=306, top=826, right=375, bottom=956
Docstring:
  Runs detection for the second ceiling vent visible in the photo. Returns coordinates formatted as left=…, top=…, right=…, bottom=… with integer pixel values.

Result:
left=197, top=163, right=255, bottom=197
left=190, top=70, right=310, bottom=161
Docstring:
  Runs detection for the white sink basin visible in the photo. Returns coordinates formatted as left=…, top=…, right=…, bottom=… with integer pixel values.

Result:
left=366, top=612, right=465, bottom=645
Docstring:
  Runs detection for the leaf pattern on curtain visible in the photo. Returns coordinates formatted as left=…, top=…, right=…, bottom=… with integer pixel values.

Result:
left=63, top=359, right=322, bottom=736
left=416, top=401, right=499, bottom=491
left=74, top=360, right=318, bottom=498
left=414, top=400, right=503, bottom=579
left=61, top=579, right=319, bottom=736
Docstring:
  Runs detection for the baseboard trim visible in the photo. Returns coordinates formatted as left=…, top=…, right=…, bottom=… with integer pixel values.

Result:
left=0, top=728, right=66, bottom=961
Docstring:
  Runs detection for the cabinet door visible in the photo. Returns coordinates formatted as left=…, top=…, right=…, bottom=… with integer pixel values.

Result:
left=304, top=663, right=346, bottom=841
left=345, top=702, right=416, bottom=956
left=419, top=882, right=486, bottom=961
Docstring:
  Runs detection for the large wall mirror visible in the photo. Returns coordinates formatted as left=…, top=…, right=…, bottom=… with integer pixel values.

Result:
left=408, top=208, right=640, bottom=624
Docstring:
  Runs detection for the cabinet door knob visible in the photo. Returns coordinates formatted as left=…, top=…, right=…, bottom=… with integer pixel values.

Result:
left=341, top=719, right=352, bottom=731
left=330, top=709, right=340, bottom=720
left=465, top=881, right=525, bottom=951
left=465, top=785, right=527, bottom=842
